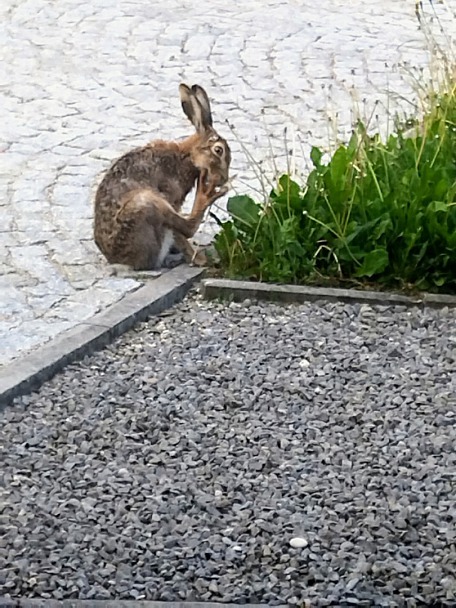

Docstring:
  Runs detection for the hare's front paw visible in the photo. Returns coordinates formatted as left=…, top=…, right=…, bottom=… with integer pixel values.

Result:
left=197, top=170, right=229, bottom=210
left=208, top=183, right=229, bottom=204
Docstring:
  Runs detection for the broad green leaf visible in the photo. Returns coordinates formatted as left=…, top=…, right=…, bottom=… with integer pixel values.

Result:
left=434, top=179, right=449, bottom=200
left=347, top=129, right=359, bottom=156
left=310, top=146, right=323, bottom=168
left=227, top=195, right=260, bottom=230
left=271, top=175, right=303, bottom=211
left=356, top=248, right=389, bottom=277
left=428, top=200, right=448, bottom=214
left=277, top=174, right=301, bottom=200
left=329, top=146, right=349, bottom=190
left=213, top=221, right=238, bottom=260
left=373, top=216, right=392, bottom=241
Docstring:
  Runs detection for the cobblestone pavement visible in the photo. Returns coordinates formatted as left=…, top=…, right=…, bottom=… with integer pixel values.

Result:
left=1, top=0, right=454, bottom=367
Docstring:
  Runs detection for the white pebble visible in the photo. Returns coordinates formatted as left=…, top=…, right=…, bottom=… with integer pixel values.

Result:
left=289, top=537, right=308, bottom=549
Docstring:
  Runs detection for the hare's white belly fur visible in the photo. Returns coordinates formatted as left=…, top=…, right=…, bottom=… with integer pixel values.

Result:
left=157, top=229, right=174, bottom=267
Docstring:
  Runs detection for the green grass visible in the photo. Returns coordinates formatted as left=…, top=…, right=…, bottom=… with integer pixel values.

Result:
left=214, top=82, right=456, bottom=294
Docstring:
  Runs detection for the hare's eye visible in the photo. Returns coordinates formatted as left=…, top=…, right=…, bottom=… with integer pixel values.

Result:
left=213, top=144, right=224, bottom=157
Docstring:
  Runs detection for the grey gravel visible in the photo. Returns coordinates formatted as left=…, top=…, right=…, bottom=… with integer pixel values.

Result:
left=1, top=291, right=455, bottom=607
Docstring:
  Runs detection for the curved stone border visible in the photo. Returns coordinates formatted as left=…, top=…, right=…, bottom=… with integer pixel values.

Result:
left=0, top=266, right=204, bottom=410
left=3, top=271, right=454, bottom=409
left=201, top=278, right=456, bottom=309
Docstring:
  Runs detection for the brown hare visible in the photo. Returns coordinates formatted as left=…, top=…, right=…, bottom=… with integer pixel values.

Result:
left=93, top=84, right=231, bottom=270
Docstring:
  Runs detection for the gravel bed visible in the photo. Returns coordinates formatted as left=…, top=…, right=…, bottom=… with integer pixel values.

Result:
left=1, top=291, right=455, bottom=607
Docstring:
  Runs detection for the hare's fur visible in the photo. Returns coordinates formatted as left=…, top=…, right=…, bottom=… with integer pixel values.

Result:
left=93, top=84, right=231, bottom=270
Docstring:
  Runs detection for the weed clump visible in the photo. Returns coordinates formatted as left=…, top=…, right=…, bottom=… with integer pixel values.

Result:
left=214, top=4, right=456, bottom=294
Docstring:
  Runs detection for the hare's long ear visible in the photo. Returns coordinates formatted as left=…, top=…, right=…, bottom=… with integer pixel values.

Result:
left=179, top=83, right=212, bottom=133
left=191, top=85, right=213, bottom=128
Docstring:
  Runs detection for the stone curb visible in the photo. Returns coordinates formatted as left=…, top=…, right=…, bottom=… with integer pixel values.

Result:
left=0, top=266, right=204, bottom=409
left=201, top=278, right=456, bottom=309
left=0, top=601, right=280, bottom=608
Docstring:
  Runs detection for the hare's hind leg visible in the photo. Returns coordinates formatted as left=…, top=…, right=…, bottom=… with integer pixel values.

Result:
left=153, top=172, right=228, bottom=239
left=172, top=233, right=207, bottom=266
left=112, top=187, right=210, bottom=270
left=111, top=177, right=228, bottom=270
left=169, top=172, right=229, bottom=266
left=110, top=189, right=166, bottom=270
left=184, top=170, right=230, bottom=234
